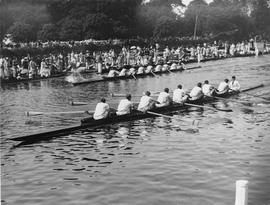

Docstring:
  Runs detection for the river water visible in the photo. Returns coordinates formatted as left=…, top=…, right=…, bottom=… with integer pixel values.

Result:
left=1, top=55, right=270, bottom=205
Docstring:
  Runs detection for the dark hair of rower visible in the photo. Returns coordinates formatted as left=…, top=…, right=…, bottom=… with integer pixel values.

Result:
left=197, top=82, right=202, bottom=87
left=145, top=91, right=151, bottom=96
left=177, top=84, right=182, bottom=89
left=232, top=76, right=236, bottom=79
left=204, top=80, right=209, bottom=84
left=164, top=88, right=169, bottom=93
left=126, top=94, right=131, bottom=100
left=225, top=79, right=229, bottom=83
left=101, top=98, right=106, bottom=103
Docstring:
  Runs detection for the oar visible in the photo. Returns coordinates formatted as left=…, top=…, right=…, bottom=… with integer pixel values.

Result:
left=167, top=68, right=173, bottom=74
left=145, top=111, right=198, bottom=125
left=70, top=101, right=89, bottom=106
left=185, top=65, right=202, bottom=70
left=26, top=110, right=94, bottom=116
left=243, top=93, right=270, bottom=102
left=151, top=70, right=158, bottom=77
left=111, top=93, right=158, bottom=97
left=211, top=95, right=253, bottom=106
left=131, top=74, right=137, bottom=80
left=184, top=102, right=233, bottom=112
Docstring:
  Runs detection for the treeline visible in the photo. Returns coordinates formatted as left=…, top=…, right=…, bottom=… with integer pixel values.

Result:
left=1, top=0, right=270, bottom=42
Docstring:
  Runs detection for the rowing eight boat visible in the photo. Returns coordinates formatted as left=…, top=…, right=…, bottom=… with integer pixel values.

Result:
left=10, top=84, right=264, bottom=143
left=71, top=65, right=202, bottom=85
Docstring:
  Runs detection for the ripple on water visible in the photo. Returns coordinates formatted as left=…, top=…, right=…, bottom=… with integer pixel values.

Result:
left=2, top=55, right=270, bottom=205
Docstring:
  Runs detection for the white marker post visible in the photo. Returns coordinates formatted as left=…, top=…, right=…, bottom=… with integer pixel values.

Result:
left=235, top=180, right=249, bottom=205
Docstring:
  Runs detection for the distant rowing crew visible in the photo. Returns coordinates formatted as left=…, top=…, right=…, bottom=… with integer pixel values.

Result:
left=92, top=76, right=240, bottom=120
left=106, top=62, right=185, bottom=77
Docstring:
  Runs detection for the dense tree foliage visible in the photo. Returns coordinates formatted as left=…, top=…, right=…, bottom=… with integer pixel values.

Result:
left=7, top=22, right=36, bottom=42
left=1, top=0, right=270, bottom=42
left=37, top=24, right=59, bottom=41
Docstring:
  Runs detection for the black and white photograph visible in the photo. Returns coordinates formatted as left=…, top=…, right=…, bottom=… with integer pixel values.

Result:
left=1, top=0, right=270, bottom=204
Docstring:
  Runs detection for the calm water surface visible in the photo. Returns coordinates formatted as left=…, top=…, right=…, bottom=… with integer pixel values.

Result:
left=1, top=55, right=270, bottom=205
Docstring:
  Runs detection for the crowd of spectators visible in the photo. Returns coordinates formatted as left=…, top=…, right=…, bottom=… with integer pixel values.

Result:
left=1, top=39, right=269, bottom=81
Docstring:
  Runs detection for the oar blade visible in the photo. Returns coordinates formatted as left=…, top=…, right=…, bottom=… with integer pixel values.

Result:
left=216, top=108, right=233, bottom=112
left=25, top=111, right=43, bottom=116
left=70, top=101, right=89, bottom=106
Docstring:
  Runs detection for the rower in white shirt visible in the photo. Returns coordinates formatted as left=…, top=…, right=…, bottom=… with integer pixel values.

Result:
left=138, top=91, right=155, bottom=112
left=119, top=68, right=127, bottom=76
left=128, top=67, right=136, bottom=75
left=145, top=65, right=153, bottom=73
left=218, top=79, right=229, bottom=93
left=116, top=94, right=134, bottom=115
left=162, top=64, right=169, bottom=72
left=107, top=69, right=119, bottom=77
left=229, top=76, right=240, bottom=91
left=137, top=66, right=145, bottom=74
left=170, top=63, right=177, bottom=70
left=93, top=98, right=110, bottom=120
left=189, top=82, right=204, bottom=100
left=156, top=88, right=172, bottom=107
left=173, top=84, right=188, bottom=103
left=202, top=80, right=215, bottom=96
left=154, top=64, right=162, bottom=72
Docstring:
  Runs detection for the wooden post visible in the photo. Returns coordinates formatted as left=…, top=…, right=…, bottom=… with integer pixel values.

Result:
left=235, top=180, right=249, bottom=205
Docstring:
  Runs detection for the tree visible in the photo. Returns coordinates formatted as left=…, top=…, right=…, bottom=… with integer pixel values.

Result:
left=7, top=22, right=36, bottom=42
left=0, top=3, right=14, bottom=41
left=37, top=24, right=58, bottom=41
left=59, top=18, right=83, bottom=41
left=8, top=2, right=50, bottom=35
left=252, top=0, right=270, bottom=38
left=83, top=13, right=112, bottom=39
left=153, top=16, right=175, bottom=38
left=112, top=21, right=130, bottom=39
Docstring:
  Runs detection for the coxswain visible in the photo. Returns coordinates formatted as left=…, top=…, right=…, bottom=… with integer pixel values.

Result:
left=173, top=84, right=188, bottom=103
left=116, top=94, right=134, bottom=115
left=137, top=66, right=145, bottom=74
left=107, top=69, right=119, bottom=77
left=202, top=80, right=215, bottom=96
left=93, top=98, right=110, bottom=120
left=229, top=76, right=240, bottom=91
left=138, top=91, right=156, bottom=112
left=154, top=64, right=162, bottom=72
left=218, top=79, right=229, bottom=94
left=156, top=88, right=172, bottom=107
left=189, top=82, right=204, bottom=100
left=145, top=65, right=153, bottom=73
left=119, top=68, right=127, bottom=76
